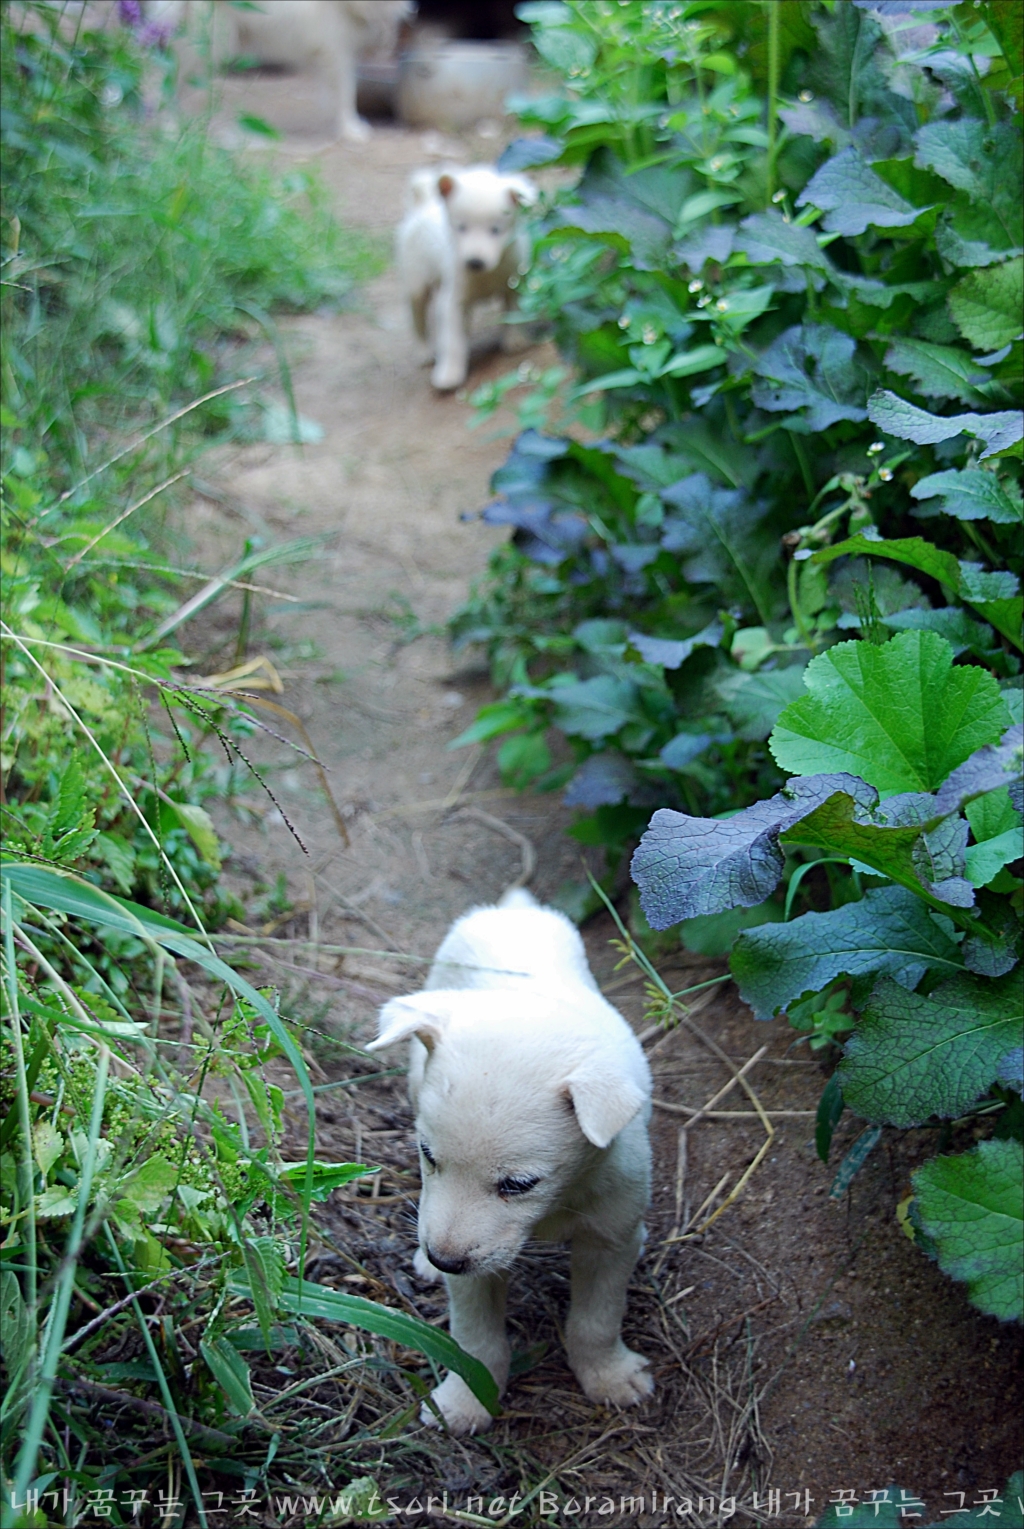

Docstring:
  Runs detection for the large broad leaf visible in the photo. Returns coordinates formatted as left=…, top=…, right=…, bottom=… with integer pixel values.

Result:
left=781, top=789, right=975, bottom=909
left=810, top=533, right=1024, bottom=649
left=632, top=773, right=877, bottom=928
left=883, top=338, right=988, bottom=404
left=628, top=619, right=723, bottom=671
left=796, top=148, right=925, bottom=236
left=867, top=389, right=1024, bottom=458
left=935, top=198, right=1024, bottom=269
left=912, top=1139, right=1023, bottom=1322
left=948, top=258, right=1024, bottom=352
left=751, top=324, right=869, bottom=432
left=910, top=468, right=1023, bottom=523
left=933, top=724, right=1024, bottom=816
left=715, top=666, right=810, bottom=742
left=549, top=675, right=642, bottom=741
left=965, top=787, right=1024, bottom=886
left=229, top=1274, right=501, bottom=1414
left=736, top=210, right=831, bottom=270
left=769, top=631, right=1010, bottom=793
left=730, top=885, right=964, bottom=1019
left=659, top=474, right=776, bottom=622
left=914, top=120, right=1023, bottom=229
left=837, top=974, right=1022, bottom=1126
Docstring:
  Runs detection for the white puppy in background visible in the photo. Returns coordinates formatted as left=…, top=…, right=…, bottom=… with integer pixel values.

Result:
left=395, top=165, right=537, bottom=392
left=366, top=888, right=653, bottom=1436
left=149, top=0, right=412, bottom=142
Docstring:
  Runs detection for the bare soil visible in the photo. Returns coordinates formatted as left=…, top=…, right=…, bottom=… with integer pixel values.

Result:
left=173, top=78, right=1022, bottom=1527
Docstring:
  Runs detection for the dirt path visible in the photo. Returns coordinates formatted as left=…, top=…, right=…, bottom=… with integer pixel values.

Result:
left=177, top=89, right=1022, bottom=1524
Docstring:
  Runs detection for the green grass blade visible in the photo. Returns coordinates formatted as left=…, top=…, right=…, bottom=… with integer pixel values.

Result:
left=228, top=1274, right=501, bottom=1415
left=12, top=1047, right=109, bottom=1506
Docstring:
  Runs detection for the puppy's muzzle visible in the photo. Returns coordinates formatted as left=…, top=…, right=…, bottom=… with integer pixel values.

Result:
left=426, top=1247, right=472, bottom=1276
left=465, top=257, right=486, bottom=272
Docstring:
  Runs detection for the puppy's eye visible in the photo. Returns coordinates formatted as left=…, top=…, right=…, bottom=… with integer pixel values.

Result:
left=420, top=1142, right=436, bottom=1168
left=490, top=225, right=501, bottom=235
left=457, top=223, right=468, bottom=233
left=496, top=1174, right=539, bottom=1199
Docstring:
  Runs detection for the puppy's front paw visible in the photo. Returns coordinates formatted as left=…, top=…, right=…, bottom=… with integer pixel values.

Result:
left=574, top=1344, right=654, bottom=1408
left=431, top=363, right=466, bottom=392
left=412, top=1246, right=442, bottom=1284
left=421, top=1373, right=494, bottom=1435
left=339, top=117, right=372, bottom=143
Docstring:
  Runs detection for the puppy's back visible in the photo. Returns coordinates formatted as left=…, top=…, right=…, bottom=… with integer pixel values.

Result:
left=425, top=897, right=600, bottom=996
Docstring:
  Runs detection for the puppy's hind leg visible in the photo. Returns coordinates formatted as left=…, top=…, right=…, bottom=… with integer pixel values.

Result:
left=566, top=1225, right=654, bottom=1408
left=410, top=288, right=431, bottom=346
left=422, top=1271, right=509, bottom=1435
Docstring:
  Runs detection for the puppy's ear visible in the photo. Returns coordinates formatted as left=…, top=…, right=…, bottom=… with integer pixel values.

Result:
left=367, top=996, right=447, bottom=1055
left=437, top=173, right=456, bottom=200
left=564, top=1062, right=646, bottom=1149
left=506, top=175, right=538, bottom=209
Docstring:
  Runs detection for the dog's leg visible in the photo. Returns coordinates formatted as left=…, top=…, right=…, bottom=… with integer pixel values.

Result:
left=422, top=1271, right=510, bottom=1435
left=565, top=1224, right=654, bottom=1407
left=410, top=289, right=430, bottom=346
left=334, top=14, right=371, bottom=141
left=431, top=281, right=469, bottom=392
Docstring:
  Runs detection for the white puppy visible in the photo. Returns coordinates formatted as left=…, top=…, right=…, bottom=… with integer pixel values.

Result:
left=150, top=0, right=412, bottom=142
left=395, top=165, right=537, bottom=392
left=366, top=888, right=653, bottom=1435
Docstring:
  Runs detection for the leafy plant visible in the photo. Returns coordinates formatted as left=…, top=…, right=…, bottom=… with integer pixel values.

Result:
left=0, top=863, right=496, bottom=1522
left=451, top=0, right=1023, bottom=1318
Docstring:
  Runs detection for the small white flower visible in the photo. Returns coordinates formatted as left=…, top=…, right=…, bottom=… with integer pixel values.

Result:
left=798, top=90, right=814, bottom=103
left=867, top=441, right=885, bottom=456
left=688, top=279, right=704, bottom=293
left=878, top=467, right=894, bottom=482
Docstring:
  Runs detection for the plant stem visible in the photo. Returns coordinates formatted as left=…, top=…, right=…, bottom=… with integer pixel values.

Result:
left=766, top=0, right=780, bottom=204
left=3, top=880, right=36, bottom=1314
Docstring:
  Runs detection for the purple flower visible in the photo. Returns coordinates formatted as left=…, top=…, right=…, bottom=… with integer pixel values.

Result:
left=118, top=0, right=143, bottom=25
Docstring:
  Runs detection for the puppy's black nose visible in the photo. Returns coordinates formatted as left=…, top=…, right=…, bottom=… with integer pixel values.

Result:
left=465, top=258, right=485, bottom=271
left=427, top=1248, right=471, bottom=1275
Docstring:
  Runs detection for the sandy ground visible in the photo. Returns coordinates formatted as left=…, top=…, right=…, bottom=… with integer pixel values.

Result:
left=170, top=75, right=1023, bottom=1528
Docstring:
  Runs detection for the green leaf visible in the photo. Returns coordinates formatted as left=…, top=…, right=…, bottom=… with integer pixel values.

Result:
left=277, top=1161, right=375, bottom=1202
left=780, top=790, right=970, bottom=909
left=910, top=468, right=1023, bottom=524
left=736, top=210, right=831, bottom=269
left=828, top=1124, right=882, bottom=1200
left=118, top=1155, right=177, bottom=1214
left=883, top=338, right=988, bottom=404
left=532, top=23, right=597, bottom=74
left=730, top=885, right=963, bottom=1019
left=816, top=1074, right=845, bottom=1164
left=228, top=1274, right=501, bottom=1415
left=914, top=120, right=1023, bottom=229
left=550, top=675, right=641, bottom=741
left=200, top=1335, right=256, bottom=1417
left=751, top=324, right=868, bottom=432
left=449, top=699, right=534, bottom=748
left=837, top=974, right=1022, bottom=1126
left=167, top=802, right=221, bottom=870
left=797, top=148, right=926, bottom=236
left=866, top=389, right=1024, bottom=457
left=659, top=473, right=776, bottom=623
left=769, top=632, right=1010, bottom=793
left=965, top=787, right=1024, bottom=886
left=809, top=534, right=1023, bottom=648
left=715, top=666, right=810, bottom=742
left=243, top=1236, right=285, bottom=1352
left=948, top=258, right=1024, bottom=352
left=912, top=1138, right=1023, bottom=1321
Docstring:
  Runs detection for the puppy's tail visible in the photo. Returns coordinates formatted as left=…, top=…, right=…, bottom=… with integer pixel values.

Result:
left=498, top=886, right=539, bottom=911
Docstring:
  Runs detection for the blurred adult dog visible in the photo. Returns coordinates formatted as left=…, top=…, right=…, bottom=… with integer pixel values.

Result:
left=366, top=889, right=653, bottom=1435
left=395, top=164, right=536, bottom=391
left=150, top=0, right=412, bottom=141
